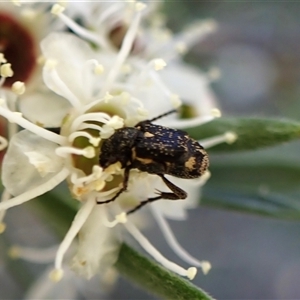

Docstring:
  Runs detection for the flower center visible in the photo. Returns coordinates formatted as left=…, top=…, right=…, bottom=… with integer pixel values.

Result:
left=0, top=13, right=37, bottom=87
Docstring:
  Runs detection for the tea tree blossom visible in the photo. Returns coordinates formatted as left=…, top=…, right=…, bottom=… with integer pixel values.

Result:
left=0, top=2, right=236, bottom=285
left=51, top=1, right=219, bottom=117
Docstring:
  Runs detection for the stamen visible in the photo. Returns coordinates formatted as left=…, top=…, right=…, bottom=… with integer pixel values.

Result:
left=0, top=136, right=8, bottom=151
left=150, top=19, right=217, bottom=61
left=162, top=114, right=216, bottom=129
left=44, top=64, right=81, bottom=109
left=170, top=94, right=182, bottom=109
left=11, top=81, right=26, bottom=95
left=0, top=168, right=69, bottom=211
left=68, top=131, right=101, bottom=147
left=0, top=189, right=11, bottom=232
left=8, top=245, right=58, bottom=263
left=52, top=196, right=95, bottom=280
left=55, top=146, right=95, bottom=159
left=0, top=53, right=7, bottom=63
left=201, top=131, right=237, bottom=149
left=94, top=64, right=104, bottom=75
left=51, top=3, right=65, bottom=15
left=125, top=221, right=197, bottom=279
left=207, top=67, right=221, bottom=82
left=0, top=105, right=65, bottom=145
left=0, top=63, right=14, bottom=78
left=102, top=212, right=127, bottom=228
left=151, top=206, right=211, bottom=275
left=153, top=58, right=167, bottom=71
left=71, top=112, right=110, bottom=132
left=49, top=269, right=64, bottom=282
left=96, top=3, right=124, bottom=27
left=101, top=7, right=143, bottom=96
left=52, top=4, right=108, bottom=49
left=0, top=223, right=6, bottom=234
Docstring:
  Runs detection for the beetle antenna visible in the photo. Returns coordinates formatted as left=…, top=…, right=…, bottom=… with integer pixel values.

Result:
left=148, top=109, right=178, bottom=123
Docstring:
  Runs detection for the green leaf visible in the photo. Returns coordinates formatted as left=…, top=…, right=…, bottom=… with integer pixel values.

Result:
left=202, top=146, right=300, bottom=219
left=184, top=117, right=300, bottom=152
left=33, top=190, right=213, bottom=299
left=115, top=243, right=213, bottom=300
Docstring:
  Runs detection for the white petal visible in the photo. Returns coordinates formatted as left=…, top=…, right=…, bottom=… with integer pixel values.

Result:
left=2, top=130, right=64, bottom=196
left=41, top=32, right=96, bottom=102
left=20, top=91, right=71, bottom=128
left=160, top=62, right=218, bottom=115
left=71, top=205, right=120, bottom=279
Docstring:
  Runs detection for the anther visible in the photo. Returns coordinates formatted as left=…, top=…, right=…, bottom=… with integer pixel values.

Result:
left=187, top=267, right=197, bottom=280
left=49, top=268, right=64, bottom=282
left=135, top=2, right=147, bottom=11
left=170, top=94, right=182, bottom=108
left=0, top=222, right=6, bottom=234
left=0, top=53, right=7, bottom=64
left=115, top=212, right=127, bottom=224
left=0, top=64, right=14, bottom=78
left=211, top=108, right=221, bottom=118
left=94, top=64, right=104, bottom=75
left=224, top=131, right=237, bottom=144
left=153, top=59, right=167, bottom=71
left=83, top=146, right=96, bottom=159
left=102, top=212, right=127, bottom=228
left=207, top=67, right=221, bottom=81
left=44, top=59, right=58, bottom=71
left=11, top=81, right=26, bottom=95
left=104, top=92, right=113, bottom=103
left=51, top=4, right=65, bottom=15
left=8, top=246, right=20, bottom=258
left=10, top=0, right=21, bottom=6
left=201, top=261, right=211, bottom=275
left=175, top=42, right=188, bottom=55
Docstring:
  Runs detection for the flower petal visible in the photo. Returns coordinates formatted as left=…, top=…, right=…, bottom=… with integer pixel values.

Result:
left=20, top=91, right=71, bottom=128
left=160, top=62, right=218, bottom=115
left=2, top=130, right=64, bottom=196
left=71, top=205, right=120, bottom=279
left=41, top=32, right=96, bottom=102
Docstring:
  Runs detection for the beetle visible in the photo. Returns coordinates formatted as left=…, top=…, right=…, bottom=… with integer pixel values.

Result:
left=98, top=110, right=209, bottom=214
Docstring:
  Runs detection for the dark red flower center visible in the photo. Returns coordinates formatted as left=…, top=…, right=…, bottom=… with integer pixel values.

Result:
left=0, top=13, right=37, bottom=87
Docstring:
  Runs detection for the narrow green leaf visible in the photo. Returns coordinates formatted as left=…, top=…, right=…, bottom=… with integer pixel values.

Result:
left=184, top=117, right=300, bottom=152
left=202, top=155, right=300, bottom=219
left=115, top=243, right=213, bottom=300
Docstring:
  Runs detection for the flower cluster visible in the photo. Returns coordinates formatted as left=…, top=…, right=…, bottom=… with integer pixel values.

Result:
left=0, top=0, right=236, bottom=295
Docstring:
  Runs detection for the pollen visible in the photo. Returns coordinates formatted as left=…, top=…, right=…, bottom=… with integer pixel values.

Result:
left=51, top=4, right=65, bottom=15
left=44, top=59, right=58, bottom=71
left=170, top=94, right=182, bottom=108
left=49, top=268, right=64, bottom=282
left=0, top=222, right=6, bottom=234
left=11, top=81, right=26, bottom=95
left=201, top=261, right=212, bottom=275
left=94, top=64, right=104, bottom=75
left=211, top=108, right=221, bottom=118
left=175, top=42, right=188, bottom=54
left=0, top=53, right=7, bottom=64
left=0, top=63, right=14, bottom=78
left=224, top=131, right=238, bottom=144
left=187, top=267, right=197, bottom=280
left=153, top=59, right=167, bottom=71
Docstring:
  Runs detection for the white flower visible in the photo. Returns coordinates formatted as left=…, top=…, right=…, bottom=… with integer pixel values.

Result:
left=0, top=2, right=237, bottom=284
left=51, top=1, right=219, bottom=118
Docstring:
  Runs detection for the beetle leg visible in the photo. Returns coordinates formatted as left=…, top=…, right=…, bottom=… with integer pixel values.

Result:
left=126, top=175, right=187, bottom=214
left=97, top=166, right=131, bottom=204
left=159, top=175, right=187, bottom=200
